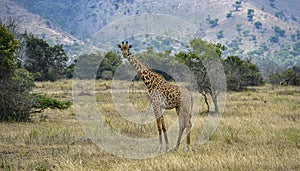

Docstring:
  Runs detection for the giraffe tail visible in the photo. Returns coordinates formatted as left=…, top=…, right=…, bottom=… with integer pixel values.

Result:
left=190, top=95, right=193, bottom=119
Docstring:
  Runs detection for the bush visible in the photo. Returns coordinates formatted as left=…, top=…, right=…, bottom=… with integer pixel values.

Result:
left=0, top=24, right=71, bottom=122
left=0, top=68, right=72, bottom=122
left=224, top=56, right=264, bottom=91
left=269, top=66, right=300, bottom=85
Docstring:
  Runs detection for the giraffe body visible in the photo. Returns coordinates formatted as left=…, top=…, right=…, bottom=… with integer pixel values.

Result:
left=118, top=42, right=192, bottom=151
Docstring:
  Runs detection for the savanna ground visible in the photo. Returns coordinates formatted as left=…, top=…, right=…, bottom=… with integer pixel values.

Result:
left=1, top=79, right=300, bottom=170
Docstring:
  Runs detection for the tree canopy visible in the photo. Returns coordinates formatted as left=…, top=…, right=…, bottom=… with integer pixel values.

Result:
left=20, top=33, right=68, bottom=81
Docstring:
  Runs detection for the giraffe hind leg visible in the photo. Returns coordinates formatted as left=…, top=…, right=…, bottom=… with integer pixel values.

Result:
left=176, top=115, right=185, bottom=148
left=186, top=118, right=192, bottom=151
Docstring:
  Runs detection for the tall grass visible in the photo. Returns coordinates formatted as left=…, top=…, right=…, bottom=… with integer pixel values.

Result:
left=0, top=80, right=299, bottom=170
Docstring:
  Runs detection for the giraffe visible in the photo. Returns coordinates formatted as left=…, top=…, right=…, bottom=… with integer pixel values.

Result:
left=118, top=41, right=192, bottom=151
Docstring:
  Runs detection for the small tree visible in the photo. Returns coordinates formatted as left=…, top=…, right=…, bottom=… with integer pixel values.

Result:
left=235, top=1, right=242, bottom=11
left=274, top=26, right=285, bottom=37
left=217, top=30, right=224, bottom=39
left=269, top=66, right=300, bottom=85
left=247, top=9, right=254, bottom=21
left=270, top=36, right=279, bottom=43
left=176, top=39, right=226, bottom=112
left=224, top=56, right=263, bottom=91
left=226, top=12, right=233, bottom=18
left=254, top=21, right=262, bottom=29
left=97, top=51, right=122, bottom=80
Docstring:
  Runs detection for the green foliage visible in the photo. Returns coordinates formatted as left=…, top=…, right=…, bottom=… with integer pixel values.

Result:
left=226, top=12, right=232, bottom=18
left=74, top=53, right=102, bottom=79
left=224, top=56, right=263, bottom=91
left=270, top=36, right=279, bottom=43
left=209, top=19, right=219, bottom=28
left=176, top=38, right=226, bottom=111
left=34, top=94, right=72, bottom=111
left=268, top=66, right=300, bottom=85
left=274, top=10, right=286, bottom=20
left=206, top=15, right=219, bottom=28
left=72, top=52, right=121, bottom=80
left=235, top=1, right=242, bottom=11
left=236, top=24, right=243, bottom=32
left=0, top=24, right=19, bottom=79
left=217, top=30, right=224, bottom=39
left=177, top=39, right=260, bottom=107
left=247, top=9, right=254, bottom=21
left=274, top=26, right=285, bottom=37
left=227, top=37, right=244, bottom=56
left=0, top=25, right=71, bottom=122
left=21, top=33, right=68, bottom=81
left=0, top=70, right=35, bottom=122
left=97, top=51, right=122, bottom=80
left=65, top=63, right=75, bottom=79
left=254, top=21, right=262, bottom=29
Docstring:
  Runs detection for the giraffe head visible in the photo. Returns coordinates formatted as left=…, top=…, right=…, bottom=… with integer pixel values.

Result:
left=118, top=41, right=132, bottom=58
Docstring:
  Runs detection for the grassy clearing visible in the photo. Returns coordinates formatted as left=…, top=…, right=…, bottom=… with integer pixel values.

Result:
left=1, top=80, right=300, bottom=170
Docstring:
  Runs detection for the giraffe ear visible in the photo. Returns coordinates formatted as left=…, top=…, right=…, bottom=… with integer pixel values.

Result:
left=129, top=45, right=133, bottom=48
left=118, top=45, right=121, bottom=48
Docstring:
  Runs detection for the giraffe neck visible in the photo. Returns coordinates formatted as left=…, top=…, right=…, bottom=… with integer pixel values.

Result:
left=127, top=54, right=166, bottom=89
left=127, top=54, right=149, bottom=74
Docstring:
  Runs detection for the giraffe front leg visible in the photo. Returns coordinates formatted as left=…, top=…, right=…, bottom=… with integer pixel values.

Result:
left=156, top=117, right=163, bottom=152
left=176, top=109, right=185, bottom=149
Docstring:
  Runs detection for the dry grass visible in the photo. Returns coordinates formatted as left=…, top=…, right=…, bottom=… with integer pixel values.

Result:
left=1, top=80, right=300, bottom=170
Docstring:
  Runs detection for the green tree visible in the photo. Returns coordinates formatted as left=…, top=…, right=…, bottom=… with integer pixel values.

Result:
left=217, top=30, right=224, bottom=39
left=0, top=24, right=19, bottom=79
left=254, top=21, right=262, bottom=29
left=270, top=36, right=279, bottom=43
left=247, top=9, right=254, bottom=21
left=209, top=18, right=219, bottom=28
left=72, top=52, right=121, bottom=80
left=0, top=24, right=71, bottom=122
left=235, top=1, right=242, bottom=11
left=97, top=51, right=122, bottom=80
left=73, top=53, right=102, bottom=79
left=176, top=38, right=226, bottom=112
left=274, top=26, right=285, bottom=37
left=21, top=33, right=68, bottom=81
left=224, top=56, right=263, bottom=91
left=226, top=11, right=233, bottom=18
left=269, top=66, right=300, bottom=85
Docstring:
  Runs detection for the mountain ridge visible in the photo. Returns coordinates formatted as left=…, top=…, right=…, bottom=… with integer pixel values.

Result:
left=2, top=0, right=300, bottom=71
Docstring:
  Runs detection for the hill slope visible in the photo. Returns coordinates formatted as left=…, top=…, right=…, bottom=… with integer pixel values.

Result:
left=0, top=0, right=84, bottom=55
left=3, top=0, right=300, bottom=72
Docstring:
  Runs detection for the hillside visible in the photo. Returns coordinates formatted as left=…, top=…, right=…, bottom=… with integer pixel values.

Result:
left=3, top=0, right=300, bottom=73
left=0, top=0, right=84, bottom=56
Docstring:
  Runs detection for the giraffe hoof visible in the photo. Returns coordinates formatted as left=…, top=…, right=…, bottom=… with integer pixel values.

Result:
left=166, top=144, right=169, bottom=152
left=185, top=145, right=190, bottom=152
left=157, top=145, right=162, bottom=152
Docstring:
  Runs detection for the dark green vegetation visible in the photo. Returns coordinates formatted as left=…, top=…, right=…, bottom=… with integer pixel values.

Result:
left=0, top=24, right=71, bottom=122
left=21, top=34, right=68, bottom=81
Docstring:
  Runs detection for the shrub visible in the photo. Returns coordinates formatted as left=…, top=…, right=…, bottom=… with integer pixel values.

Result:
left=0, top=24, right=71, bottom=122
